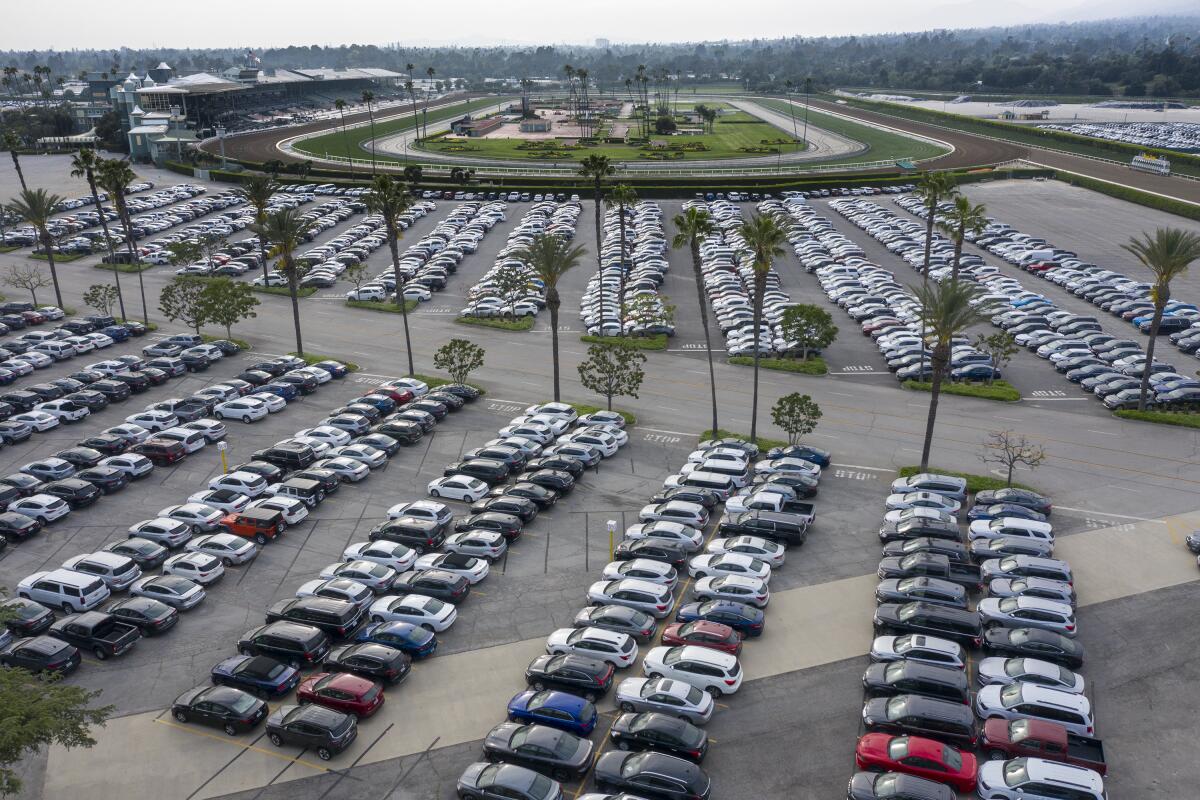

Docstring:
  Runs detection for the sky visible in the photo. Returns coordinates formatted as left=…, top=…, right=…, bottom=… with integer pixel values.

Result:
left=3, top=0, right=1195, bottom=50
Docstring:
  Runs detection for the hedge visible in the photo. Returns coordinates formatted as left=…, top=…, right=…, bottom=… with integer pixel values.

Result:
left=728, top=355, right=828, bottom=375
left=1113, top=408, right=1200, bottom=429
left=1054, top=172, right=1200, bottom=223
left=903, top=379, right=1021, bottom=402
left=30, top=252, right=86, bottom=263
left=699, top=428, right=787, bottom=451
left=410, top=373, right=487, bottom=396
left=95, top=261, right=153, bottom=273
left=897, top=465, right=1037, bottom=494
left=346, top=298, right=419, bottom=313
left=564, top=401, right=637, bottom=426
left=201, top=333, right=252, bottom=351
left=581, top=334, right=668, bottom=350
left=251, top=285, right=317, bottom=298
left=454, top=316, right=535, bottom=331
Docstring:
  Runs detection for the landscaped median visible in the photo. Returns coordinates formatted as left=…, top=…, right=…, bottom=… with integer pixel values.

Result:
left=896, top=465, right=1037, bottom=494
left=902, top=379, right=1021, bottom=402
left=580, top=334, right=668, bottom=351
left=31, top=252, right=86, bottom=263
left=728, top=355, right=828, bottom=375
left=251, top=285, right=317, bottom=298
left=1113, top=408, right=1200, bottom=429
left=700, top=428, right=786, bottom=451
left=346, top=298, right=418, bottom=314
left=566, top=401, right=637, bottom=426
left=454, top=316, right=535, bottom=331
left=289, top=351, right=361, bottom=372
left=411, top=373, right=487, bottom=396
left=94, top=261, right=154, bottom=273
left=202, top=333, right=252, bottom=351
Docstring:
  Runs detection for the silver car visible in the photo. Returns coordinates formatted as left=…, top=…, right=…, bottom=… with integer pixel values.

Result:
left=986, top=577, right=1076, bottom=606
left=975, top=657, right=1085, bottom=694
left=978, top=596, right=1077, bottom=637
left=130, top=574, right=205, bottom=610
left=158, top=503, right=224, bottom=532
left=614, top=677, right=714, bottom=725
left=443, top=530, right=508, bottom=561
left=129, top=517, right=193, bottom=548
left=186, top=533, right=258, bottom=566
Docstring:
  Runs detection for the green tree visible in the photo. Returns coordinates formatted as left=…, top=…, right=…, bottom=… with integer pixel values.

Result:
left=158, top=276, right=209, bottom=334
left=622, top=293, right=675, bottom=334
left=239, top=175, right=279, bottom=285
left=654, top=115, right=677, bottom=134
left=333, top=99, right=355, bottom=177
left=2, top=129, right=26, bottom=191
left=361, top=89, right=377, bottom=175
left=578, top=155, right=615, bottom=332
left=607, top=184, right=638, bottom=305
left=973, top=331, right=1018, bottom=385
left=365, top=175, right=416, bottom=375
left=256, top=207, right=312, bottom=355
left=4, top=262, right=52, bottom=306
left=937, top=194, right=987, bottom=281
left=70, top=147, right=126, bottom=319
left=779, top=304, right=838, bottom=360
left=771, top=393, right=823, bottom=445
left=199, top=278, right=260, bottom=340
left=7, top=188, right=64, bottom=307
left=82, top=283, right=120, bottom=318
left=913, top=172, right=958, bottom=375
left=489, top=262, right=534, bottom=321
left=1121, top=228, right=1200, bottom=411
left=739, top=212, right=788, bottom=443
left=95, top=158, right=149, bottom=323
left=343, top=262, right=370, bottom=294
left=980, top=429, right=1047, bottom=488
left=517, top=233, right=586, bottom=401
left=672, top=206, right=720, bottom=435
left=433, top=338, right=485, bottom=385
left=578, top=341, right=646, bottom=411
left=164, top=239, right=202, bottom=269
left=916, top=279, right=991, bottom=471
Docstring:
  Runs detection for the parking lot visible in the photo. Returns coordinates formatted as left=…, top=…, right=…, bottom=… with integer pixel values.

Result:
left=3, top=154, right=1200, bottom=799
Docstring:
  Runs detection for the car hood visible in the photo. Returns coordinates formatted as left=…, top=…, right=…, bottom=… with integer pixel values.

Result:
left=847, top=772, right=879, bottom=800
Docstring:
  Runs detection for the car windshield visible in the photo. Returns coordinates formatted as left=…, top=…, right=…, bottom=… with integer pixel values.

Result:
left=885, top=697, right=908, bottom=718
left=1000, top=684, right=1024, bottom=708
left=1009, top=719, right=1032, bottom=744
left=662, top=648, right=684, bottom=665
left=1003, top=758, right=1030, bottom=788
left=528, top=774, right=554, bottom=797
left=941, top=745, right=963, bottom=770
left=873, top=773, right=900, bottom=795
left=886, top=736, right=909, bottom=760
left=226, top=692, right=258, bottom=715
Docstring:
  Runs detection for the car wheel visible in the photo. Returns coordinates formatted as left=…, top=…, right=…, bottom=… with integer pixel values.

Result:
left=987, top=749, right=1007, bottom=761
left=316, top=747, right=333, bottom=761
left=223, top=723, right=238, bottom=736
left=268, top=733, right=283, bottom=747
left=222, top=557, right=234, bottom=567
left=648, top=672, right=663, bottom=680
left=705, top=686, right=723, bottom=698
left=173, top=709, right=188, bottom=723
left=430, top=489, right=440, bottom=498
left=240, top=647, right=254, bottom=657
left=460, top=793, right=478, bottom=800
left=615, top=740, right=630, bottom=751
left=696, top=572, right=708, bottom=579
left=255, top=533, right=267, bottom=545
left=620, top=702, right=636, bottom=712
left=421, top=624, right=434, bottom=632
left=584, top=691, right=597, bottom=702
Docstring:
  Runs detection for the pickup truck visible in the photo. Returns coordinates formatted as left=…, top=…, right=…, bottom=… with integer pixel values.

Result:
left=48, top=611, right=141, bottom=660
left=981, top=718, right=1106, bottom=776
left=876, top=553, right=983, bottom=589
left=724, top=491, right=816, bottom=517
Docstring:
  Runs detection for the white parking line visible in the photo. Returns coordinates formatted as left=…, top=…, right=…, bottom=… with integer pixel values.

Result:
left=638, top=427, right=696, bottom=437
left=1054, top=505, right=1165, bottom=523
left=1086, top=429, right=1119, bottom=436
left=832, top=463, right=894, bottom=472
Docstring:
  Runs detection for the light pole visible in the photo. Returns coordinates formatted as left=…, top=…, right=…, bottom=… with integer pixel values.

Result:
left=215, top=125, right=227, bottom=170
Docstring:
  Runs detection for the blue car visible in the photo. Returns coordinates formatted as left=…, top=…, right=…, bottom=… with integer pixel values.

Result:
left=311, top=360, right=349, bottom=378
left=101, top=325, right=131, bottom=342
left=260, top=381, right=300, bottom=401
left=506, top=689, right=597, bottom=736
left=1011, top=296, right=1048, bottom=308
left=354, top=621, right=437, bottom=658
left=675, top=599, right=765, bottom=637
left=356, top=393, right=397, bottom=414
left=764, top=444, right=831, bottom=467
left=966, top=503, right=1049, bottom=523
left=950, top=364, right=1001, bottom=381
left=210, top=654, right=301, bottom=698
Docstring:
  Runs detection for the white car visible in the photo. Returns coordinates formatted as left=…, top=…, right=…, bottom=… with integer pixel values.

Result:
left=186, top=533, right=258, bottom=566
left=296, top=578, right=374, bottom=611
left=250, top=392, right=287, bottom=413
left=524, top=402, right=577, bottom=422
left=510, top=414, right=571, bottom=436
left=247, top=496, right=309, bottom=525
left=289, top=436, right=331, bottom=457
left=63, top=336, right=95, bottom=354
left=180, top=419, right=226, bottom=443
left=704, top=536, right=785, bottom=568
left=103, top=424, right=151, bottom=444
left=442, top=530, right=507, bottom=561
left=158, top=503, right=224, bottom=532
left=688, top=553, right=772, bottom=583
left=614, top=677, right=714, bottom=725
left=413, top=552, right=489, bottom=583
left=125, top=410, right=178, bottom=432
left=194, top=385, right=239, bottom=403
left=8, top=494, right=70, bottom=523
left=214, top=397, right=269, bottom=422
left=642, top=645, right=743, bottom=697
left=638, top=501, right=709, bottom=527
left=296, top=366, right=332, bottom=385
left=295, top=426, right=352, bottom=447
left=13, top=351, right=52, bottom=369
left=11, top=411, right=58, bottom=431
left=187, top=489, right=251, bottom=513
left=319, top=560, right=398, bottom=593
left=36, top=400, right=90, bottom=422
left=1, top=359, right=33, bottom=376
left=344, top=541, right=418, bottom=573
left=157, top=427, right=207, bottom=453
left=427, top=475, right=489, bottom=501
left=312, top=457, right=369, bottom=482
left=130, top=574, right=205, bottom=610
left=601, top=559, right=679, bottom=588
left=387, top=500, right=453, bottom=526
left=884, top=491, right=962, bottom=514
left=685, top=447, right=748, bottom=466
left=577, top=410, right=625, bottom=429
left=752, top=458, right=821, bottom=478
left=208, top=471, right=269, bottom=498
left=498, top=423, right=555, bottom=445
left=100, top=453, right=154, bottom=478
left=975, top=656, right=1086, bottom=693
left=383, top=377, right=429, bottom=398
left=882, top=507, right=957, bottom=526
left=868, top=634, right=966, bottom=670
left=162, top=552, right=225, bottom=585
left=88, top=359, right=127, bottom=376
left=564, top=430, right=621, bottom=456
left=624, top=521, right=704, bottom=552
left=84, top=332, right=115, bottom=349
left=693, top=574, right=770, bottom=608
left=327, top=444, right=387, bottom=469
left=128, top=518, right=193, bottom=548
left=546, top=627, right=638, bottom=668
left=368, top=593, right=457, bottom=631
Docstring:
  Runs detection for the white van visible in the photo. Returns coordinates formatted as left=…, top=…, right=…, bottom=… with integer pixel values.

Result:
left=667, top=470, right=737, bottom=500
left=17, top=568, right=111, bottom=612
left=968, top=517, right=1055, bottom=543
left=32, top=341, right=77, bottom=361
left=680, top=459, right=750, bottom=488
left=156, top=427, right=207, bottom=453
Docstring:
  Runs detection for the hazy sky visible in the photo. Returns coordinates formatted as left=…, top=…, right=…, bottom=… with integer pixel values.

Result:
left=3, top=0, right=1191, bottom=50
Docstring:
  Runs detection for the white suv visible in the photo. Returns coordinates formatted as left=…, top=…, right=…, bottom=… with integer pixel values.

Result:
left=975, top=683, right=1095, bottom=737
left=976, top=757, right=1105, bottom=800
left=642, top=645, right=743, bottom=697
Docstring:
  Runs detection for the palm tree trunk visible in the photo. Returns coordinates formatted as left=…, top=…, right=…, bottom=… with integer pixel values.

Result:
left=951, top=234, right=963, bottom=281
left=549, top=291, right=562, bottom=402
left=918, top=202, right=935, bottom=376
left=1138, top=300, right=1165, bottom=411
left=9, top=151, right=26, bottom=191
left=368, top=107, right=377, bottom=176
left=88, top=173, right=127, bottom=319
left=40, top=230, right=64, bottom=307
left=749, top=270, right=766, bottom=442
left=257, top=219, right=270, bottom=284
left=691, top=241, right=719, bottom=435
left=617, top=203, right=628, bottom=319
left=593, top=181, right=604, bottom=334
left=389, top=227, right=415, bottom=376
left=919, top=346, right=948, bottom=471
left=116, top=204, right=148, bottom=323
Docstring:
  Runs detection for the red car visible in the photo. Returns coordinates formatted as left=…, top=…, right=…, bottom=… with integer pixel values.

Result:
left=374, top=386, right=414, bottom=404
left=297, top=672, right=384, bottom=718
left=854, top=732, right=977, bottom=794
left=660, top=621, right=742, bottom=655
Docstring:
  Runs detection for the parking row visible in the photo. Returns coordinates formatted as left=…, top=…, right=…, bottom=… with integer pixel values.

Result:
left=579, top=201, right=674, bottom=337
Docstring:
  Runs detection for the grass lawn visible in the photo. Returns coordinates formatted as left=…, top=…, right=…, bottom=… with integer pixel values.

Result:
left=700, top=428, right=787, bottom=451
left=755, top=99, right=950, bottom=165
left=454, top=316, right=535, bottom=331
left=346, top=298, right=418, bottom=313
left=903, top=379, right=1021, bottom=402
left=289, top=351, right=360, bottom=372
left=0, top=246, right=19, bottom=254
left=201, top=333, right=252, bottom=351
left=95, top=261, right=154, bottom=273
left=563, top=401, right=637, bottom=426
left=728, top=355, right=827, bottom=375
left=31, top=252, right=86, bottom=263
left=410, top=373, right=487, bottom=396
left=580, top=334, right=668, bottom=350
left=1114, top=409, right=1200, bottom=429
left=897, top=465, right=1037, bottom=494
left=251, top=285, right=317, bottom=298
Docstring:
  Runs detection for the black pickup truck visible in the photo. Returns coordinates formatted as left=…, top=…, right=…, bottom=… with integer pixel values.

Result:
left=876, top=553, right=983, bottom=589
left=48, top=611, right=141, bottom=660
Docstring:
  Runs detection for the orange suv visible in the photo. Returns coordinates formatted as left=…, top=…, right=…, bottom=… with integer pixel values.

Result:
left=220, top=507, right=286, bottom=545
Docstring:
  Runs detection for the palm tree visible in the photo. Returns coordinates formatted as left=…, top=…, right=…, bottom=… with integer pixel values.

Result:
left=365, top=175, right=417, bottom=376
left=3, top=130, right=27, bottom=191
left=239, top=175, right=279, bottom=285
left=405, top=63, right=418, bottom=142
left=916, top=279, right=990, bottom=471
left=425, top=67, right=436, bottom=138
left=739, top=213, right=788, bottom=443
left=257, top=207, right=313, bottom=357
left=607, top=184, right=638, bottom=305
left=938, top=194, right=987, bottom=280
left=361, top=90, right=377, bottom=176
left=70, top=147, right=126, bottom=319
left=578, top=155, right=615, bottom=333
left=913, top=172, right=958, bottom=373
left=1121, top=228, right=1200, bottom=411
left=783, top=79, right=798, bottom=138
left=95, top=158, right=149, bottom=324
left=520, top=233, right=587, bottom=401
left=9, top=188, right=65, bottom=307
left=672, top=207, right=720, bottom=435
left=334, top=99, right=355, bottom=177
left=802, top=78, right=813, bottom=143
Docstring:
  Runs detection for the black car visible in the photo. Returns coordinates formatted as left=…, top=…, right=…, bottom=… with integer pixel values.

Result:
left=525, top=653, right=614, bottom=701
left=649, top=487, right=721, bottom=509
left=593, top=750, right=712, bottom=800
left=391, top=569, right=470, bottom=603
left=105, top=597, right=179, bottom=635
left=292, top=468, right=342, bottom=495
left=369, top=518, right=445, bottom=552
left=0, top=635, right=80, bottom=674
left=42, top=478, right=102, bottom=509
left=113, top=372, right=151, bottom=393
left=74, top=466, right=130, bottom=495
left=277, top=372, right=317, bottom=394
left=0, top=473, right=43, bottom=497
left=525, top=455, right=585, bottom=478
left=55, top=446, right=104, bottom=469
left=466, top=446, right=527, bottom=470
left=0, top=484, right=19, bottom=511
left=749, top=472, right=819, bottom=498
left=265, top=704, right=357, bottom=760
left=68, top=369, right=105, bottom=384
left=238, top=622, right=331, bottom=668
left=1, top=391, right=40, bottom=412
left=861, top=660, right=970, bottom=704
left=609, top=712, right=709, bottom=763
left=407, top=398, right=447, bottom=419
left=0, top=511, right=43, bottom=542
left=357, top=433, right=401, bottom=456
left=861, top=694, right=977, bottom=748
left=444, top=458, right=509, bottom=485
left=105, top=537, right=169, bottom=569
left=0, top=597, right=55, bottom=635
left=180, top=351, right=211, bottom=372
left=573, top=605, right=658, bottom=640
left=49, top=378, right=85, bottom=394
left=250, top=361, right=287, bottom=377
left=873, top=602, right=982, bottom=648
left=879, top=518, right=963, bottom=543
left=324, top=642, right=412, bottom=684
left=208, top=339, right=241, bottom=356
left=847, top=771, right=955, bottom=800
left=26, top=383, right=65, bottom=402
left=524, top=469, right=575, bottom=494
left=252, top=442, right=317, bottom=471
left=391, top=408, right=435, bottom=431
left=612, top=539, right=689, bottom=569
left=483, top=721, right=595, bottom=781
left=470, top=495, right=538, bottom=522
left=146, top=357, right=187, bottom=377
left=231, top=461, right=285, bottom=485
left=0, top=400, right=12, bottom=418
left=454, top=512, right=523, bottom=541
left=983, top=626, right=1084, bottom=669
left=171, top=685, right=267, bottom=735
left=973, top=488, right=1052, bottom=516
left=90, top=379, right=132, bottom=401
left=426, top=389, right=466, bottom=409
left=433, top=382, right=481, bottom=402
left=371, top=420, right=424, bottom=445
left=236, top=370, right=274, bottom=386
left=66, top=390, right=110, bottom=412
left=265, top=597, right=365, bottom=639
left=488, top=481, right=558, bottom=509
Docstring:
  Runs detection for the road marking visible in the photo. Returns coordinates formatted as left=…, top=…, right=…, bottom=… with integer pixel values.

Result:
left=994, top=416, right=1021, bottom=422
left=1023, top=397, right=1090, bottom=401
left=638, top=427, right=696, bottom=437
left=833, top=464, right=895, bottom=473
left=828, top=391, right=855, bottom=398
left=1086, top=429, right=1119, bottom=436
left=1054, top=506, right=1166, bottom=523
left=151, top=718, right=332, bottom=773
